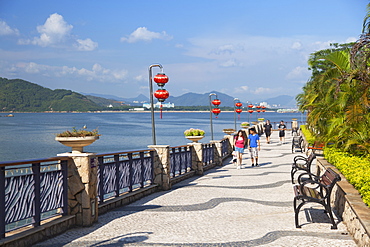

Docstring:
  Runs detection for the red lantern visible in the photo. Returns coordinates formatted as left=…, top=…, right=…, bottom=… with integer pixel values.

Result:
left=248, top=109, right=253, bottom=114
left=212, top=99, right=221, bottom=106
left=235, top=108, right=242, bottom=114
left=235, top=102, right=242, bottom=107
left=153, top=73, right=169, bottom=87
left=257, top=109, right=261, bottom=113
left=212, top=108, right=221, bottom=115
left=154, top=89, right=169, bottom=102
left=248, top=104, right=254, bottom=108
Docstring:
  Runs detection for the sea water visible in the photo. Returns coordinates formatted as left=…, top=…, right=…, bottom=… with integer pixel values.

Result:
left=0, top=111, right=306, bottom=162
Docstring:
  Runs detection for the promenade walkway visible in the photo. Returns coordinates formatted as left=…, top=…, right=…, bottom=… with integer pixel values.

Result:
left=35, top=133, right=357, bottom=246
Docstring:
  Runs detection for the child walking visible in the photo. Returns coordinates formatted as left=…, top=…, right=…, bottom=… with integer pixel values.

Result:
left=248, top=128, right=261, bottom=167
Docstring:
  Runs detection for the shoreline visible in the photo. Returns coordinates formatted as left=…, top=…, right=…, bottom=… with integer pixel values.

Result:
left=0, top=110, right=283, bottom=114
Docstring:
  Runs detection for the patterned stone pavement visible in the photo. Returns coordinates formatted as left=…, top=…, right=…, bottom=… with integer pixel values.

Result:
left=35, top=133, right=357, bottom=247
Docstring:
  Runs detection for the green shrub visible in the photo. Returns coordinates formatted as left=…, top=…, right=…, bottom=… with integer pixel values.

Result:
left=324, top=148, right=370, bottom=206
left=184, top=128, right=205, bottom=136
left=300, top=125, right=315, bottom=143
left=56, top=127, right=100, bottom=137
left=302, top=125, right=370, bottom=206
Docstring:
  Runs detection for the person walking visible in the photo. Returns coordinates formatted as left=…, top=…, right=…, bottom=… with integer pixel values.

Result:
left=278, top=120, right=287, bottom=144
left=247, top=128, right=260, bottom=167
left=233, top=130, right=247, bottom=169
left=263, top=120, right=272, bottom=144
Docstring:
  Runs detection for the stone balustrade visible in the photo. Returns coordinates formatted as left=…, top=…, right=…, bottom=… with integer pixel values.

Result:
left=0, top=137, right=233, bottom=247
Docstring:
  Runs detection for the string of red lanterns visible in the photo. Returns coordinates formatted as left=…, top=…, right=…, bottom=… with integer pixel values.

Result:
left=211, top=98, right=221, bottom=118
left=235, top=101, right=242, bottom=120
left=153, top=73, right=169, bottom=119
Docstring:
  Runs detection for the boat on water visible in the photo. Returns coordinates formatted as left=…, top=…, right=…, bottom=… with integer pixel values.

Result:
left=1, top=114, right=14, bottom=117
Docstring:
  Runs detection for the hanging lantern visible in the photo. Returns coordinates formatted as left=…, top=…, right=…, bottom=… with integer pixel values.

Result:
left=153, top=73, right=169, bottom=87
left=154, top=89, right=169, bottom=102
left=248, top=109, right=253, bottom=114
left=248, top=104, right=254, bottom=108
left=262, top=106, right=266, bottom=113
left=235, top=108, right=242, bottom=114
left=212, top=99, right=221, bottom=106
left=212, top=108, right=221, bottom=116
left=235, top=102, right=242, bottom=108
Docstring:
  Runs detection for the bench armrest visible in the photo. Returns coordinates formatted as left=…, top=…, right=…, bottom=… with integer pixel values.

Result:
left=297, top=172, right=319, bottom=185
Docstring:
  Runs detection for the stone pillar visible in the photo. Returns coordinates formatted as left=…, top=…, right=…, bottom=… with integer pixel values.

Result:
left=190, top=143, right=203, bottom=175
left=148, top=145, right=171, bottom=191
left=211, top=140, right=222, bottom=166
left=59, top=152, right=98, bottom=226
left=226, top=135, right=235, bottom=154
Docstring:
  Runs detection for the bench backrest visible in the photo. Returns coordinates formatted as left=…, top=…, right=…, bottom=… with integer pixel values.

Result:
left=307, top=152, right=316, bottom=165
left=319, top=167, right=341, bottom=187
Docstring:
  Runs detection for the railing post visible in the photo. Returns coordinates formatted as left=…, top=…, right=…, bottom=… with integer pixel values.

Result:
left=148, top=145, right=171, bottom=190
left=61, top=159, right=68, bottom=216
left=32, top=162, right=41, bottom=227
left=211, top=140, right=223, bottom=166
left=190, top=143, right=203, bottom=175
left=59, top=152, right=98, bottom=226
left=0, top=166, right=5, bottom=239
left=98, top=156, right=104, bottom=204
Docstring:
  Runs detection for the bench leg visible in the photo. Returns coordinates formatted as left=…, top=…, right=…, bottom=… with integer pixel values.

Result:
left=294, top=198, right=304, bottom=228
left=291, top=168, right=296, bottom=184
left=326, top=205, right=338, bottom=229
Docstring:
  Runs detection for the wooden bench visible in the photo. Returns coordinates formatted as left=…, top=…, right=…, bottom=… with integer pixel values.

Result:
left=291, top=135, right=304, bottom=153
left=291, top=152, right=316, bottom=184
left=293, top=168, right=341, bottom=229
left=306, top=141, right=325, bottom=155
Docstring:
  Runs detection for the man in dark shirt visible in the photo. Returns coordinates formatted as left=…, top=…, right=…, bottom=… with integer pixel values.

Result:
left=278, top=120, right=287, bottom=144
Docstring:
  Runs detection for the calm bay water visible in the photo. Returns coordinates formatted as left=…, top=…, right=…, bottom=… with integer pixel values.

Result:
left=0, top=111, right=306, bottom=162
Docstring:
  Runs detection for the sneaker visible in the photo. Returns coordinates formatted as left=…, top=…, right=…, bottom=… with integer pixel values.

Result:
left=252, top=164, right=255, bottom=167
left=237, top=166, right=241, bottom=169
left=256, top=163, right=259, bottom=167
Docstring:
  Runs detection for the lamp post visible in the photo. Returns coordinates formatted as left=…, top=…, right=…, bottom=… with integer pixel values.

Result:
left=233, top=98, right=243, bottom=130
left=148, top=64, right=169, bottom=145
left=209, top=93, right=221, bottom=141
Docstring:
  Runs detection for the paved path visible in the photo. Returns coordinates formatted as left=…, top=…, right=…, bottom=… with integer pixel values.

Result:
left=36, top=133, right=357, bottom=246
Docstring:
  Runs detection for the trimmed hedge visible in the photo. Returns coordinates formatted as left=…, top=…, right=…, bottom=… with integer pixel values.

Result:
left=324, top=148, right=370, bottom=206
left=300, top=125, right=315, bottom=143
left=301, top=124, right=370, bottom=206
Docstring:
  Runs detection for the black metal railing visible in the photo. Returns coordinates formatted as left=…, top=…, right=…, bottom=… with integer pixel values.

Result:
left=221, top=138, right=229, bottom=159
left=0, top=157, right=69, bottom=238
left=170, top=145, right=192, bottom=178
left=202, top=143, right=214, bottom=166
left=96, top=150, right=154, bottom=203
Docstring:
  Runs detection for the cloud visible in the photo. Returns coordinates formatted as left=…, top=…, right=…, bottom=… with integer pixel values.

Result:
left=0, top=20, right=19, bottom=36
left=120, top=27, right=172, bottom=43
left=212, top=44, right=237, bottom=55
left=75, top=38, right=98, bottom=51
left=234, top=85, right=249, bottom=94
left=291, top=41, right=302, bottom=50
left=14, top=62, right=127, bottom=82
left=286, top=66, right=309, bottom=80
left=18, top=13, right=97, bottom=51
left=219, top=59, right=240, bottom=67
left=346, top=37, right=357, bottom=43
left=252, top=87, right=272, bottom=94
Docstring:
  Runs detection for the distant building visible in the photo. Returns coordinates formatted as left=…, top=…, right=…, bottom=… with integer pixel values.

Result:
left=143, top=102, right=175, bottom=109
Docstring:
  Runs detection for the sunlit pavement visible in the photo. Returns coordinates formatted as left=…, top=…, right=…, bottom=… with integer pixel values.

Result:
left=35, top=133, right=356, bottom=247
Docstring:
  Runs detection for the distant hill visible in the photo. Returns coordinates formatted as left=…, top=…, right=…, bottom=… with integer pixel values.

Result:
left=0, top=77, right=102, bottom=112
left=261, top=95, right=296, bottom=108
left=84, top=91, right=297, bottom=108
